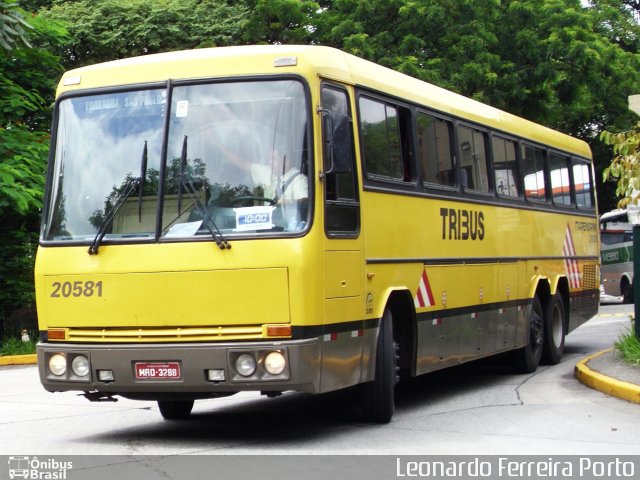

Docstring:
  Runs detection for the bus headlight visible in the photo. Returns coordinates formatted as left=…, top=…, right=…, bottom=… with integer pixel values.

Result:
left=264, top=351, right=286, bottom=375
left=71, top=355, right=90, bottom=377
left=49, top=353, right=67, bottom=376
left=235, top=353, right=256, bottom=377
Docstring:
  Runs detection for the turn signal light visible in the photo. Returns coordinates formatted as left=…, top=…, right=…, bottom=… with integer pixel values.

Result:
left=265, top=325, right=291, bottom=337
left=48, top=329, right=67, bottom=340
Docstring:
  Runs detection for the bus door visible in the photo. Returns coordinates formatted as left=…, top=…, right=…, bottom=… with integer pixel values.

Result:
left=319, top=83, right=365, bottom=392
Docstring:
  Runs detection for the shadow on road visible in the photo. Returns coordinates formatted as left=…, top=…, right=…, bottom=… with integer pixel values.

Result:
left=77, top=355, right=531, bottom=448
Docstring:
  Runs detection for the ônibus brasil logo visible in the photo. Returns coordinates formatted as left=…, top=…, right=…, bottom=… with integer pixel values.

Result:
left=8, top=456, right=73, bottom=480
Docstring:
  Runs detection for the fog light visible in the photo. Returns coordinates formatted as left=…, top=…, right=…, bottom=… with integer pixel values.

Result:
left=71, top=355, right=90, bottom=377
left=264, top=351, right=286, bottom=375
left=49, top=353, right=67, bottom=376
left=98, top=370, right=114, bottom=382
left=206, top=369, right=225, bottom=382
left=235, top=353, right=256, bottom=377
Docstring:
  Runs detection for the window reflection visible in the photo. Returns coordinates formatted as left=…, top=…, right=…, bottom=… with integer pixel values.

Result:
left=45, top=90, right=165, bottom=241
left=44, top=80, right=311, bottom=243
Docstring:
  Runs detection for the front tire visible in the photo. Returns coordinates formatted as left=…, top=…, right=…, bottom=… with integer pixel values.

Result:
left=513, top=296, right=544, bottom=373
left=158, top=400, right=194, bottom=420
left=361, top=309, right=397, bottom=423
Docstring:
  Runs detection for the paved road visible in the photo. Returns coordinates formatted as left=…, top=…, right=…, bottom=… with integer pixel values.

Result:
left=0, top=303, right=638, bottom=456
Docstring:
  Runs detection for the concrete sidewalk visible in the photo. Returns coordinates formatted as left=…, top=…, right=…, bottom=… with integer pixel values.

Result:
left=575, top=348, right=640, bottom=405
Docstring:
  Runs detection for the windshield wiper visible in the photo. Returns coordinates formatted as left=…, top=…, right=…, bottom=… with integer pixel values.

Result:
left=178, top=135, right=231, bottom=250
left=88, top=142, right=148, bottom=255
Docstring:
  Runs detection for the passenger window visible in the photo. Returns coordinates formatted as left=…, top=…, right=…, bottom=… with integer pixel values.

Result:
left=458, top=125, right=490, bottom=193
left=359, top=97, right=405, bottom=180
left=492, top=136, right=519, bottom=197
left=417, top=113, right=455, bottom=187
left=573, top=161, right=593, bottom=209
left=549, top=153, right=572, bottom=206
left=521, top=145, right=546, bottom=202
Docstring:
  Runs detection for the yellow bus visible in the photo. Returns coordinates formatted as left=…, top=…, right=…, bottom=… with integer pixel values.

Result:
left=35, top=45, right=599, bottom=423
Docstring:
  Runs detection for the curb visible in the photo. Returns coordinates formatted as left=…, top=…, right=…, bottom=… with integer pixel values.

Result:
left=0, top=354, right=37, bottom=366
left=574, top=348, right=640, bottom=405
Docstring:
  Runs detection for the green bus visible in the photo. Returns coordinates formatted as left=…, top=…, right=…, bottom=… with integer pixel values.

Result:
left=600, top=209, right=633, bottom=303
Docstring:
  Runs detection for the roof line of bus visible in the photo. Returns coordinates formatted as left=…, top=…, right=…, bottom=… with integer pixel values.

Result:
left=57, top=44, right=591, bottom=158
left=600, top=209, right=628, bottom=221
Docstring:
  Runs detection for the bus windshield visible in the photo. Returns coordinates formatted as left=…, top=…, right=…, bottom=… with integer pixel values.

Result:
left=43, top=79, right=310, bottom=244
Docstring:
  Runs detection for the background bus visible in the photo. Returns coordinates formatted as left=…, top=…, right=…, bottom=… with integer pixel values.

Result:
left=600, top=209, right=634, bottom=303
left=35, top=45, right=599, bottom=424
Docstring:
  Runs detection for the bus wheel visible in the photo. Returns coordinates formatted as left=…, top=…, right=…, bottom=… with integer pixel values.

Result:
left=622, top=278, right=634, bottom=304
left=361, top=308, right=397, bottom=423
left=158, top=400, right=194, bottom=420
left=513, top=296, right=544, bottom=373
left=541, top=293, right=565, bottom=365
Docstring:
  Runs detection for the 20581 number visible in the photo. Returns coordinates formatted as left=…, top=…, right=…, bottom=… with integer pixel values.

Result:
left=51, top=281, right=103, bottom=298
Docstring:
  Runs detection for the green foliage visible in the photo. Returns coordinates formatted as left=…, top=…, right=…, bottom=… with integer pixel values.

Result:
left=0, top=217, right=39, bottom=305
left=0, top=14, right=65, bottom=215
left=0, top=0, right=32, bottom=50
left=0, top=6, right=66, bottom=326
left=42, top=0, right=250, bottom=67
left=615, top=325, right=640, bottom=365
left=240, top=0, right=319, bottom=44
left=601, top=123, right=640, bottom=208
left=0, top=125, right=47, bottom=214
left=0, top=336, right=37, bottom=356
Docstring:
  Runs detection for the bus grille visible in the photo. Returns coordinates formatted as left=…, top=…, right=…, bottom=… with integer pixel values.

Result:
left=582, top=263, right=598, bottom=290
left=581, top=263, right=598, bottom=310
left=56, top=326, right=265, bottom=343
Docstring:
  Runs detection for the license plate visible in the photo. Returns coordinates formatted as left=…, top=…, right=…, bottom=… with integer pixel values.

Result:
left=134, top=362, right=181, bottom=380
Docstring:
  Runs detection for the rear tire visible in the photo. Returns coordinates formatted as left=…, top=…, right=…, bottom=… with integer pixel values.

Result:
left=541, top=293, right=565, bottom=365
left=361, top=308, right=397, bottom=423
left=513, top=296, right=544, bottom=373
left=158, top=400, right=194, bottom=420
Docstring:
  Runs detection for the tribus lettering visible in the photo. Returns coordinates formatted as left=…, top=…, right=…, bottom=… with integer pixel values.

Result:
left=440, top=208, right=485, bottom=240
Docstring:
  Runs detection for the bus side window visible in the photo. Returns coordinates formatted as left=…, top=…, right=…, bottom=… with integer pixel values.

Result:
left=522, top=144, right=546, bottom=202
left=359, top=97, right=412, bottom=182
left=417, top=113, right=455, bottom=188
left=321, top=85, right=360, bottom=235
left=549, top=153, right=572, bottom=206
left=573, top=161, right=593, bottom=209
left=492, top=136, right=520, bottom=198
left=458, top=125, right=490, bottom=193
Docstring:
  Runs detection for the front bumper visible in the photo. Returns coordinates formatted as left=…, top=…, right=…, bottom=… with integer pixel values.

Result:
left=37, top=338, right=321, bottom=398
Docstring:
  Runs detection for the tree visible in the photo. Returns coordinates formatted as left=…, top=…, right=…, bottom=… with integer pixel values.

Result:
left=601, top=123, right=640, bottom=208
left=0, top=0, right=31, bottom=50
left=41, top=0, right=250, bottom=68
left=240, top=0, right=319, bottom=44
left=0, top=2, right=66, bottom=335
left=0, top=6, right=65, bottom=214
